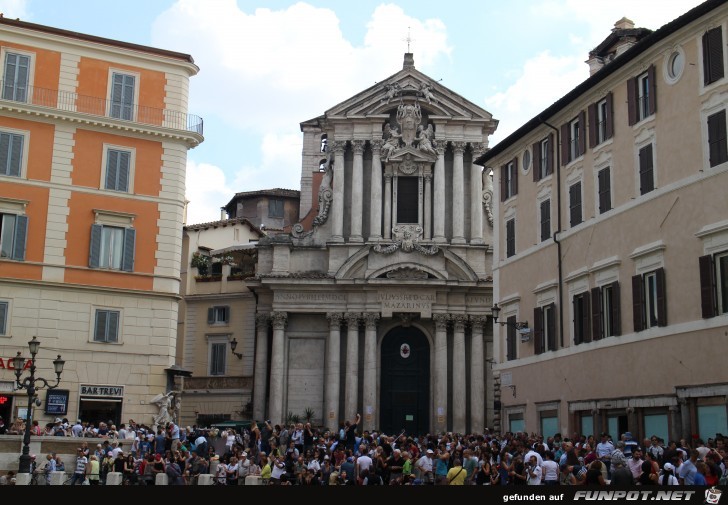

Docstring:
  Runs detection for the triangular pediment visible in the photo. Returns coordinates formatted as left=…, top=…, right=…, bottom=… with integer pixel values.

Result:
left=387, top=146, right=437, bottom=163
left=315, top=56, right=496, bottom=129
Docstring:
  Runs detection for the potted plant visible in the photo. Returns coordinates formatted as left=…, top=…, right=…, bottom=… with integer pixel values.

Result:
left=303, top=407, right=315, bottom=424
left=191, top=252, right=210, bottom=276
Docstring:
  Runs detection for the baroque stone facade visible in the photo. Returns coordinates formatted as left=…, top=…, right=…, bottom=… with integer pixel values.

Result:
left=247, top=54, right=499, bottom=434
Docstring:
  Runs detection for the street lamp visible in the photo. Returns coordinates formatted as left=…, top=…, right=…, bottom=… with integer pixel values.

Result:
left=491, top=303, right=531, bottom=339
left=229, top=337, right=243, bottom=360
left=11, top=336, right=65, bottom=474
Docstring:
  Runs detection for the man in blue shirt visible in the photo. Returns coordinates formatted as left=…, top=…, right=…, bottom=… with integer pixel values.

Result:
left=155, top=429, right=167, bottom=455
left=678, top=449, right=699, bottom=485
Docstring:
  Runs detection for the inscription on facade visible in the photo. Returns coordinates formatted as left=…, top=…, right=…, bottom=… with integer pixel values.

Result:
left=274, top=292, right=346, bottom=303
left=379, top=291, right=434, bottom=318
left=465, top=295, right=492, bottom=306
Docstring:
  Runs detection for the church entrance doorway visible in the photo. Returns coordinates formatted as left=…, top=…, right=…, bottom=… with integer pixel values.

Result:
left=380, top=326, right=430, bottom=436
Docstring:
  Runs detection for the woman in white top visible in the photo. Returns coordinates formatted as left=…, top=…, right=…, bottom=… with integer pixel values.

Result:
left=226, top=429, right=236, bottom=454
left=659, top=462, right=679, bottom=485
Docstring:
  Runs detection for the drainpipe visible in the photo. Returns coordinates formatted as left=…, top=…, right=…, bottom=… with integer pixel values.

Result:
left=539, top=117, right=564, bottom=348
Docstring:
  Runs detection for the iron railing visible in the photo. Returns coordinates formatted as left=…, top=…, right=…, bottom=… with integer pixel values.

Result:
left=0, top=80, right=203, bottom=135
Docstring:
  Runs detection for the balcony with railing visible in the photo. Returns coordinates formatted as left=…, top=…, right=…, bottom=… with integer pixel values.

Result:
left=0, top=80, right=203, bottom=135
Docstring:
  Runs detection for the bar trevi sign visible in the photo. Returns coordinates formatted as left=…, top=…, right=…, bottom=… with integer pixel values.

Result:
left=80, top=385, right=124, bottom=397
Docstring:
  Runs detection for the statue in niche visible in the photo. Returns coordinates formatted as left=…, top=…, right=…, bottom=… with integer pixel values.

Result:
left=381, top=124, right=402, bottom=162
left=416, top=124, right=436, bottom=156
left=396, top=102, right=422, bottom=147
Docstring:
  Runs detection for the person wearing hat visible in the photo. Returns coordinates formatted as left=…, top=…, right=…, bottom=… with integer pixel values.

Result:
left=416, top=448, right=435, bottom=484
left=659, top=462, right=679, bottom=485
left=237, top=452, right=250, bottom=485
left=69, top=447, right=88, bottom=485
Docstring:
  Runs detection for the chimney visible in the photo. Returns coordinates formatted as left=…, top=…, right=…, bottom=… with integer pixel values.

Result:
left=220, top=208, right=227, bottom=220
left=403, top=53, right=415, bottom=70
left=613, top=17, right=634, bottom=31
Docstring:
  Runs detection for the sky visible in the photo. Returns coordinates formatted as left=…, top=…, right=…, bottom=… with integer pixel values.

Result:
left=0, top=0, right=706, bottom=225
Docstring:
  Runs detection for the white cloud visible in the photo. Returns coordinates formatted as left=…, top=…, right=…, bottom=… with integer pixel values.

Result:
left=485, top=51, right=585, bottom=145
left=184, top=160, right=235, bottom=225
left=486, top=0, right=704, bottom=146
left=0, top=0, right=28, bottom=18
left=230, top=131, right=303, bottom=191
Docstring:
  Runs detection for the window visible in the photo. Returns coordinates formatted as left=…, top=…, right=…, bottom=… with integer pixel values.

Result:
left=591, top=282, right=621, bottom=340
left=539, top=199, right=551, bottom=242
left=0, top=212, right=28, bottom=260
left=533, top=134, right=553, bottom=181
left=707, top=110, right=728, bottom=167
left=320, top=134, right=328, bottom=153
left=0, top=300, right=7, bottom=335
left=639, top=144, right=654, bottom=195
left=632, top=268, right=667, bottom=331
left=666, top=49, right=685, bottom=83
left=508, top=412, right=524, bottom=433
left=268, top=198, right=284, bottom=219
left=569, top=116, right=581, bottom=161
left=628, top=66, right=656, bottom=125
left=506, top=218, right=515, bottom=258
left=589, top=93, right=613, bottom=147
left=207, top=306, right=230, bottom=325
left=93, top=309, right=120, bottom=343
left=597, top=167, right=612, bottom=214
left=506, top=315, right=517, bottom=361
left=396, top=177, right=419, bottom=223
left=573, top=291, right=591, bottom=345
left=699, top=252, right=728, bottom=318
left=522, top=149, right=531, bottom=173
left=500, top=158, right=518, bottom=200
left=561, top=112, right=585, bottom=165
left=209, top=342, right=227, bottom=376
left=540, top=411, right=558, bottom=439
left=0, top=131, right=24, bottom=177
left=104, top=148, right=131, bottom=192
left=569, top=181, right=582, bottom=227
left=109, top=72, right=135, bottom=120
left=88, top=224, right=135, bottom=271
left=2, top=52, right=29, bottom=102
left=703, top=26, right=725, bottom=86
left=533, top=303, right=556, bottom=354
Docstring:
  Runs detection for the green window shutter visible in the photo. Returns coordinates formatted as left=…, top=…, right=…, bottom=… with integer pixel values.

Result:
left=11, top=214, right=27, bottom=261
left=208, top=308, right=215, bottom=324
left=117, top=151, right=130, bottom=192
left=121, top=228, right=135, bottom=272
left=89, top=224, right=103, bottom=268
left=107, top=311, right=119, bottom=342
left=94, top=310, right=107, bottom=341
left=0, top=301, right=7, bottom=335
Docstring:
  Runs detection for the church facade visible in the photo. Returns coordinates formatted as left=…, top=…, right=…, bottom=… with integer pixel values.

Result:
left=247, top=54, right=499, bottom=435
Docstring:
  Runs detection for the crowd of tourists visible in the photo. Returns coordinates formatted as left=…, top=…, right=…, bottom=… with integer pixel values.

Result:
left=1, top=413, right=726, bottom=486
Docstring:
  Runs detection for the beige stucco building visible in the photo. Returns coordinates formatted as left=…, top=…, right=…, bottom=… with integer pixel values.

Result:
left=176, top=217, right=263, bottom=428
left=477, top=0, right=728, bottom=442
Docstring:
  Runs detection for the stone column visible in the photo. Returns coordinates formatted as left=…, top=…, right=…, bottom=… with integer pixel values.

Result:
left=424, top=173, right=432, bottom=240
left=362, top=312, right=380, bottom=432
left=452, top=314, right=467, bottom=434
left=470, top=315, right=486, bottom=433
left=433, top=145, right=446, bottom=243
left=452, top=141, right=466, bottom=244
left=324, top=313, right=343, bottom=431
left=350, top=140, right=365, bottom=242
left=669, top=405, right=681, bottom=443
left=485, top=320, right=495, bottom=429
left=252, top=313, right=269, bottom=422
left=268, top=311, right=288, bottom=425
left=331, top=140, right=346, bottom=242
left=470, top=143, right=485, bottom=245
left=369, top=140, right=383, bottom=241
left=383, top=173, right=392, bottom=240
left=344, top=312, right=361, bottom=419
left=433, top=313, right=449, bottom=433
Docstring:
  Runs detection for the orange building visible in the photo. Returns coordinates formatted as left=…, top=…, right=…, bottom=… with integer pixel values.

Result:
left=0, top=18, right=202, bottom=427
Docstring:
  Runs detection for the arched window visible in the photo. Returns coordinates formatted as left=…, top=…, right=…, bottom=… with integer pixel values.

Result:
left=318, top=158, right=328, bottom=172
left=320, top=134, right=328, bottom=153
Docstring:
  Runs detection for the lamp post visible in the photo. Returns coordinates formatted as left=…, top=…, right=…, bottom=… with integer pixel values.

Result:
left=229, top=337, right=243, bottom=360
left=11, top=336, right=65, bottom=474
left=491, top=303, right=531, bottom=336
